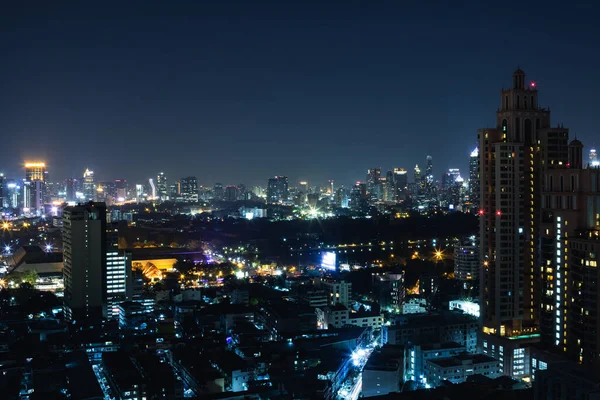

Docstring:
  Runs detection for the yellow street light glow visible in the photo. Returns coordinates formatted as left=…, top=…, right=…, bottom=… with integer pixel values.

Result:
left=2, top=222, right=9, bottom=230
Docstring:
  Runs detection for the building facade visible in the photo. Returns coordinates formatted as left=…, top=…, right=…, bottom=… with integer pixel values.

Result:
left=63, top=202, right=107, bottom=322
left=479, top=69, right=570, bottom=376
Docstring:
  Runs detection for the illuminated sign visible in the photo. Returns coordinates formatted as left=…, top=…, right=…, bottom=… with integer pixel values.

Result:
left=321, top=251, right=337, bottom=270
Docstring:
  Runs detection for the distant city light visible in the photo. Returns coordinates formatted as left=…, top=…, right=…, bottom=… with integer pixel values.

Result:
left=496, top=210, right=502, bottom=216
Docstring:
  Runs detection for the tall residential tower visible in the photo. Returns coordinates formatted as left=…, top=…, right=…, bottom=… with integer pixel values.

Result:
left=478, top=69, right=569, bottom=377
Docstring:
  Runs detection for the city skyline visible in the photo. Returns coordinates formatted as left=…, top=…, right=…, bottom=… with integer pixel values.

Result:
left=1, top=2, right=599, bottom=185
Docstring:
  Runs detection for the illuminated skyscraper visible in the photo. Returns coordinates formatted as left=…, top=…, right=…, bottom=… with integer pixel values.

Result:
left=366, top=168, right=381, bottom=200
left=65, top=178, right=76, bottom=203
left=213, top=183, right=224, bottom=201
left=479, top=69, right=569, bottom=377
left=24, top=162, right=46, bottom=214
left=350, top=182, right=367, bottom=212
left=469, top=147, right=480, bottom=208
left=413, top=164, right=421, bottom=184
left=225, top=185, right=238, bottom=202
left=105, top=223, right=132, bottom=320
left=393, top=168, right=408, bottom=201
left=589, top=147, right=599, bottom=167
left=425, top=155, right=434, bottom=192
left=157, top=172, right=168, bottom=201
left=83, top=168, right=95, bottom=201
left=180, top=177, right=198, bottom=202
left=266, top=176, right=289, bottom=204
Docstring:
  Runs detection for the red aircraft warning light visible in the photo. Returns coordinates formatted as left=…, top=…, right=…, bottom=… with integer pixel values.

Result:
left=478, top=209, right=484, bottom=215
left=496, top=210, right=502, bottom=216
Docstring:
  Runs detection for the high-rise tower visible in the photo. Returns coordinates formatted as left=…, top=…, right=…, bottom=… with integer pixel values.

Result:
left=83, top=168, right=95, bottom=201
left=63, top=202, right=107, bottom=323
left=469, top=147, right=480, bottom=209
left=589, top=146, right=599, bottom=167
left=425, top=155, right=434, bottom=192
left=24, top=162, right=46, bottom=215
left=479, top=69, right=569, bottom=377
left=157, top=172, right=168, bottom=202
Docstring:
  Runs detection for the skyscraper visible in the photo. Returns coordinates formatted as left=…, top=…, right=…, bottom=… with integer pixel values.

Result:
left=225, top=185, right=238, bottom=202
left=413, top=164, right=421, bottom=190
left=83, top=168, right=95, bottom=201
left=479, top=69, right=570, bottom=377
left=180, top=176, right=198, bottom=203
left=63, top=202, right=107, bottom=323
left=266, top=176, right=289, bottom=204
left=65, top=178, right=76, bottom=203
left=213, top=183, right=224, bottom=201
left=157, top=172, right=168, bottom=201
left=367, top=168, right=382, bottom=200
left=589, top=146, right=599, bottom=167
left=393, top=168, right=408, bottom=201
left=469, top=147, right=480, bottom=208
left=24, top=162, right=46, bottom=214
left=425, top=155, right=434, bottom=192
left=350, top=182, right=367, bottom=212
left=105, top=223, right=132, bottom=320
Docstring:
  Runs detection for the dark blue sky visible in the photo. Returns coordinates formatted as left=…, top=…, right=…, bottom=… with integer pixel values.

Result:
left=1, top=1, right=599, bottom=187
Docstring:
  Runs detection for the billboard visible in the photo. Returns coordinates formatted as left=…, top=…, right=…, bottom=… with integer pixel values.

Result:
left=321, top=251, right=337, bottom=271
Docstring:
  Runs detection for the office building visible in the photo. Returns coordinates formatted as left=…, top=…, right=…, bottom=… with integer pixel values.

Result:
left=225, top=185, right=238, bottom=202
left=266, top=176, right=289, bottom=204
left=24, top=162, right=46, bottom=214
left=454, top=237, right=479, bottom=282
left=589, top=147, right=599, bottom=167
left=413, top=164, right=421, bottom=187
left=82, top=168, right=95, bottom=201
left=350, top=182, right=367, bottom=211
left=469, top=147, right=480, bottom=208
left=63, top=202, right=107, bottom=323
left=393, top=168, right=408, bottom=201
left=479, top=69, right=570, bottom=376
left=367, top=168, right=382, bottom=200
left=114, top=179, right=127, bottom=201
left=135, top=184, right=144, bottom=202
left=425, top=155, right=434, bottom=192
left=213, top=183, right=224, bottom=201
left=180, top=176, right=199, bottom=203
left=65, top=178, right=77, bottom=202
left=156, top=172, right=168, bottom=201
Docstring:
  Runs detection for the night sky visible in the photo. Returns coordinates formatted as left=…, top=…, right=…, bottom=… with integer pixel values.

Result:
left=1, top=1, right=599, bottom=187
